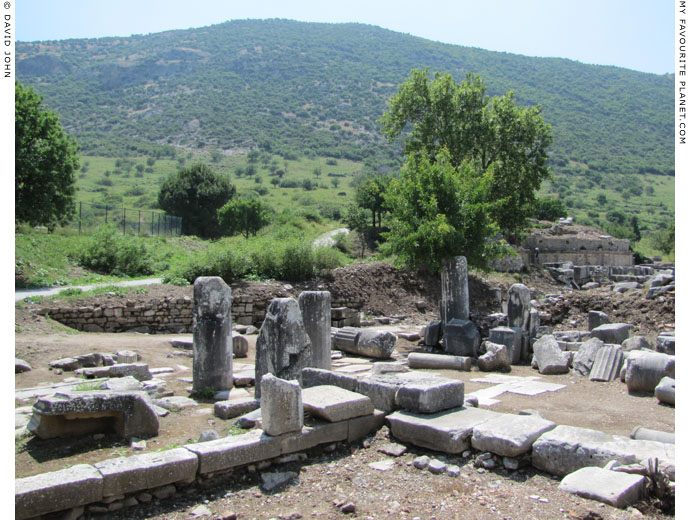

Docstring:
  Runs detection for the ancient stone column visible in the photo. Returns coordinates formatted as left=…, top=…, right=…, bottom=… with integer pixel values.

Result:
left=507, top=283, right=531, bottom=329
left=298, top=291, right=332, bottom=370
left=440, top=256, right=469, bottom=325
left=193, top=276, right=233, bottom=393
left=255, top=298, right=312, bottom=398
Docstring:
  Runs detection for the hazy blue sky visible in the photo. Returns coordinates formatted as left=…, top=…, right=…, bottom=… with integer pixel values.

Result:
left=16, top=0, right=675, bottom=75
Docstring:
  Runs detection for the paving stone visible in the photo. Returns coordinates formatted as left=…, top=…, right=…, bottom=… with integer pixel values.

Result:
left=214, top=397, right=260, bottom=420
left=15, top=464, right=104, bottom=519
left=377, top=442, right=407, bottom=457
left=387, top=407, right=501, bottom=453
left=471, top=413, right=556, bottom=457
left=589, top=345, right=624, bottom=382
left=394, top=378, right=464, bottom=414
left=261, top=471, right=298, bottom=491
left=559, top=467, right=646, bottom=508
left=532, top=424, right=675, bottom=481
left=94, top=448, right=198, bottom=497
left=302, top=385, right=374, bottom=422
left=153, top=396, right=199, bottom=411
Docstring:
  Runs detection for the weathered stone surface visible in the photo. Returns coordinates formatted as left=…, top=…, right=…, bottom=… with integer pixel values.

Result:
left=15, top=358, right=32, bottom=373
left=559, top=467, right=646, bottom=508
left=649, top=272, right=673, bottom=287
left=440, top=256, right=469, bottom=324
left=613, top=282, right=640, bottom=293
left=656, top=333, right=675, bottom=355
left=532, top=335, right=569, bottom=375
left=100, top=375, right=143, bottom=392
left=395, top=378, right=465, bottom=414
left=94, top=448, right=198, bottom=497
left=50, top=357, right=80, bottom=371
left=591, top=323, right=631, bottom=345
left=407, top=352, right=471, bottom=371
left=477, top=342, right=511, bottom=372
left=214, top=397, right=260, bottom=420
left=630, top=426, right=675, bottom=444
left=589, top=345, right=624, bottom=382
left=15, top=464, right=103, bottom=520
left=532, top=425, right=675, bottom=481
left=261, top=471, right=297, bottom=491
left=443, top=319, right=480, bottom=357
left=371, top=362, right=409, bottom=376
left=261, top=374, right=303, bottom=436
left=153, top=396, right=198, bottom=411
left=655, top=376, right=675, bottom=405
left=646, top=284, right=674, bottom=299
left=116, top=350, right=138, bottom=364
left=423, top=321, right=442, bottom=347
left=298, top=291, right=332, bottom=370
left=302, top=385, right=374, bottom=422
left=572, top=337, right=605, bottom=376
left=255, top=298, right=312, bottom=398
left=332, top=327, right=359, bottom=351
left=507, top=284, right=531, bottom=329
left=488, top=326, right=522, bottom=364
left=28, top=391, right=158, bottom=440
left=621, top=336, right=653, bottom=351
left=81, top=363, right=152, bottom=381
left=588, top=311, right=609, bottom=331
left=232, top=332, right=249, bottom=358
left=343, top=329, right=397, bottom=359
left=387, top=407, right=500, bottom=453
left=625, top=351, right=675, bottom=393
left=472, top=413, right=556, bottom=457
left=193, top=276, right=233, bottom=392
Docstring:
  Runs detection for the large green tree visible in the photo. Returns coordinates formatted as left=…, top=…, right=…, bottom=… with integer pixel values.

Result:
left=380, top=69, right=553, bottom=242
left=15, top=81, right=80, bottom=229
left=354, top=175, right=390, bottom=228
left=158, top=163, right=235, bottom=238
left=218, top=197, right=272, bottom=239
left=383, top=148, right=500, bottom=272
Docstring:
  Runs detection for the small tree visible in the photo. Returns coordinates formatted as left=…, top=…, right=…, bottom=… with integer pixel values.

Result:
left=158, top=163, right=235, bottom=238
left=218, top=197, right=272, bottom=239
left=343, top=204, right=369, bottom=258
left=652, top=222, right=675, bottom=256
left=532, top=197, right=567, bottom=222
left=15, top=81, right=80, bottom=229
left=355, top=175, right=389, bottom=227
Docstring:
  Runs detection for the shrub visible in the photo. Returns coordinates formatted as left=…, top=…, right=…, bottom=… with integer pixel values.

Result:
left=79, top=225, right=154, bottom=276
left=280, top=241, right=314, bottom=281
left=314, top=246, right=347, bottom=272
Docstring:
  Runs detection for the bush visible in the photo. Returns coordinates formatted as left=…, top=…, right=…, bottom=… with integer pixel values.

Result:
left=314, top=246, right=347, bottom=272
left=79, top=225, right=154, bottom=276
left=280, top=241, right=314, bottom=281
left=531, top=197, right=567, bottom=221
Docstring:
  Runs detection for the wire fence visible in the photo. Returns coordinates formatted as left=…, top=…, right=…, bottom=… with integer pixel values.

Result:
left=72, top=201, right=183, bottom=237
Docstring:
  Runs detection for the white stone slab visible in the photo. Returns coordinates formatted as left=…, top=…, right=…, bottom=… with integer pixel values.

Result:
left=559, top=467, right=646, bottom=508
left=302, top=385, right=374, bottom=422
left=508, top=381, right=566, bottom=396
left=471, top=413, right=556, bottom=457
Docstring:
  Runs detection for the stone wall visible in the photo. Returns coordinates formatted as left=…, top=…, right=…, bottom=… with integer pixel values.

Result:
left=524, top=234, right=633, bottom=266
left=38, top=295, right=364, bottom=334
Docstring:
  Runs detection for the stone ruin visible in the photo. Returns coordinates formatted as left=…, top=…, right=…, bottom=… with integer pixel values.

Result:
left=15, top=257, right=675, bottom=518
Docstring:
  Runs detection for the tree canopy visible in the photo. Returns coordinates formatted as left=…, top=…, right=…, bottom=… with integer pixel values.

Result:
left=380, top=69, right=553, bottom=242
left=15, top=81, right=79, bottom=229
left=218, top=197, right=272, bottom=239
left=158, top=163, right=235, bottom=238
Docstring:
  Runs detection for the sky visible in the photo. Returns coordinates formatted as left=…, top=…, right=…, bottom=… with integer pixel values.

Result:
left=15, top=0, right=675, bottom=75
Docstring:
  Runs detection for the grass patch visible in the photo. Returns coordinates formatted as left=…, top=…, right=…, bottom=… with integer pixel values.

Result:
left=227, top=425, right=246, bottom=437
left=74, top=381, right=103, bottom=391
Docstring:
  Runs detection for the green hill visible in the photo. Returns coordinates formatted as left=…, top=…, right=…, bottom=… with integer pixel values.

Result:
left=17, top=19, right=674, bottom=178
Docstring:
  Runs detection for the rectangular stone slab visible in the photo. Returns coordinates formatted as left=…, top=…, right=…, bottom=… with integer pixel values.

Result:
left=471, top=413, right=556, bottom=457
left=302, top=385, right=374, bottom=422
left=15, top=464, right=103, bottom=520
left=559, top=467, right=646, bottom=508
left=532, top=425, right=675, bottom=481
left=94, top=448, right=198, bottom=497
left=387, top=407, right=501, bottom=453
left=394, top=378, right=465, bottom=414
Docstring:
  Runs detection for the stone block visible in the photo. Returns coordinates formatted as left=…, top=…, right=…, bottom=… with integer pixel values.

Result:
left=15, top=464, right=103, bottom=520
left=423, top=321, right=442, bottom=347
left=488, top=326, right=522, bottom=364
left=347, top=410, right=386, bottom=442
left=572, top=338, right=605, bottom=376
left=656, top=333, right=675, bottom=355
left=94, top=448, right=198, bottom=497
left=477, top=341, right=511, bottom=372
left=591, top=323, right=631, bottom=344
left=387, top=407, right=501, bottom=453
left=507, top=284, right=531, bottom=329
left=621, top=336, right=653, bottom=352
left=28, top=391, right=159, bottom=440
left=532, top=335, right=569, bottom=375
left=440, top=256, right=469, bottom=324
left=655, top=376, right=675, bottom=405
left=116, top=350, right=138, bottom=364
left=394, top=378, right=465, bottom=414
left=214, top=397, right=260, bottom=420
left=407, top=352, right=471, bottom=371
left=302, top=385, right=374, bottom=422
left=81, top=363, right=152, bottom=381
left=559, top=467, right=646, bottom=508
left=532, top=424, right=675, bottom=481
left=298, top=291, right=332, bottom=370
left=345, top=329, right=397, bottom=359
left=260, top=374, right=303, bottom=436
left=625, top=351, right=675, bottom=393
left=15, top=358, right=32, bottom=373
left=471, top=413, right=556, bottom=457
left=356, top=377, right=402, bottom=412
left=589, top=345, right=624, bottom=382
left=588, top=311, right=609, bottom=331
left=443, top=319, right=480, bottom=357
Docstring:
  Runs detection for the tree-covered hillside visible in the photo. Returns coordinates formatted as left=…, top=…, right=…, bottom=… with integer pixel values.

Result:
left=17, top=19, right=674, bottom=178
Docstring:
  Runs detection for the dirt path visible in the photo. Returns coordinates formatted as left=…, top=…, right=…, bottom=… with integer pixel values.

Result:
left=15, top=277, right=163, bottom=302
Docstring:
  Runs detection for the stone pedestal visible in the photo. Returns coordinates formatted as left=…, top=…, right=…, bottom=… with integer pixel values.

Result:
left=193, top=277, right=233, bottom=393
left=298, top=291, right=332, bottom=370
left=260, top=374, right=303, bottom=436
